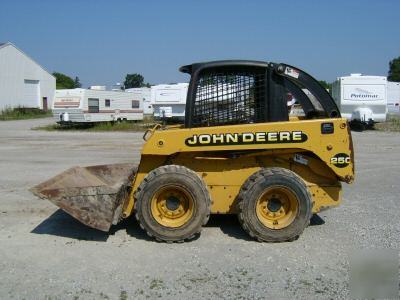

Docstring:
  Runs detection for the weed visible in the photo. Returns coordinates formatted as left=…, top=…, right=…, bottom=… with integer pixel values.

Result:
left=375, top=115, right=400, bottom=132
left=119, top=290, right=128, bottom=300
left=0, top=106, right=52, bottom=121
left=33, top=121, right=159, bottom=132
left=149, top=279, right=164, bottom=290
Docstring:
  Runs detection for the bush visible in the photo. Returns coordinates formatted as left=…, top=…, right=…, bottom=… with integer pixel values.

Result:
left=34, top=120, right=159, bottom=132
left=0, top=106, right=52, bottom=121
left=375, top=115, right=400, bottom=132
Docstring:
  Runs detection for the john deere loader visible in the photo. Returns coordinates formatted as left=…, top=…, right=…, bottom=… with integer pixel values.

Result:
left=31, top=60, right=354, bottom=242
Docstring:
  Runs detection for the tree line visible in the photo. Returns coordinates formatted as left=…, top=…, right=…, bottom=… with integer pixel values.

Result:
left=53, top=56, right=400, bottom=91
left=52, top=72, right=151, bottom=90
left=319, top=56, right=400, bottom=91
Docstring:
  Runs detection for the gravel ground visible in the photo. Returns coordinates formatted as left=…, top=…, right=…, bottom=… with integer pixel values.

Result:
left=0, top=118, right=399, bottom=300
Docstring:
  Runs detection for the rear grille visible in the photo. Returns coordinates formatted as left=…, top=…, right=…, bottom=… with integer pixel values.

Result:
left=192, top=72, right=265, bottom=127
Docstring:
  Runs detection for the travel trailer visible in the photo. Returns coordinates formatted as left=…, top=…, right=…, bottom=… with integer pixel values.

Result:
left=53, top=89, right=143, bottom=123
left=332, top=74, right=387, bottom=126
left=387, top=81, right=400, bottom=115
left=151, top=83, right=189, bottom=120
left=125, top=87, right=152, bottom=115
left=150, top=82, right=249, bottom=121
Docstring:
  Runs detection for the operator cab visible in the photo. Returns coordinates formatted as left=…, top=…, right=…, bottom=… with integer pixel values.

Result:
left=180, top=60, right=340, bottom=128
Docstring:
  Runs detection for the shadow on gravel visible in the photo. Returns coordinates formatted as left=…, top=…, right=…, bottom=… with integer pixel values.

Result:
left=120, top=217, right=154, bottom=242
left=31, top=210, right=251, bottom=242
left=31, top=209, right=154, bottom=242
left=205, top=214, right=253, bottom=241
left=310, top=214, right=325, bottom=226
left=31, top=210, right=110, bottom=241
left=32, top=211, right=321, bottom=242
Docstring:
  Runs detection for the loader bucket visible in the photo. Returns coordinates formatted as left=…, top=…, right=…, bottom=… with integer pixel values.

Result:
left=31, top=163, right=137, bottom=232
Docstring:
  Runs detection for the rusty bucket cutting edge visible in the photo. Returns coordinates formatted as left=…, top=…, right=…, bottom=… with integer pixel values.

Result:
left=30, top=163, right=137, bottom=232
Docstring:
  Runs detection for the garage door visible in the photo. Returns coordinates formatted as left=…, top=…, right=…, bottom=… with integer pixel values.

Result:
left=23, top=79, right=39, bottom=107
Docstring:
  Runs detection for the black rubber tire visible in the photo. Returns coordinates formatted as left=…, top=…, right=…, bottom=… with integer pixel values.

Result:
left=237, top=167, right=312, bottom=242
left=134, top=165, right=211, bottom=242
left=350, top=120, right=366, bottom=132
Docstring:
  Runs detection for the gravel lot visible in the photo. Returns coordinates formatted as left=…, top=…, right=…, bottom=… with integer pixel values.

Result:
left=0, top=118, right=399, bottom=299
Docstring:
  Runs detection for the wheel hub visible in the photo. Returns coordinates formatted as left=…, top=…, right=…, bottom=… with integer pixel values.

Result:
left=267, top=197, right=282, bottom=212
left=151, top=186, right=194, bottom=228
left=256, top=186, right=299, bottom=230
left=166, top=196, right=180, bottom=211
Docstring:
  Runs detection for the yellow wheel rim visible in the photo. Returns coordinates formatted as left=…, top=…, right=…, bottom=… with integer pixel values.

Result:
left=151, top=185, right=194, bottom=228
left=256, top=186, right=299, bottom=229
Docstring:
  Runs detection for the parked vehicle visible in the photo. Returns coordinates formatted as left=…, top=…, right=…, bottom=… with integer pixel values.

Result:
left=332, top=74, right=387, bottom=127
left=32, top=60, right=355, bottom=243
left=151, top=83, right=188, bottom=120
left=125, top=87, right=153, bottom=115
left=53, top=89, right=143, bottom=123
left=387, top=81, right=400, bottom=115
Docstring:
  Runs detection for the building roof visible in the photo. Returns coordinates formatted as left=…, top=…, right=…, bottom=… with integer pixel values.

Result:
left=0, top=42, right=55, bottom=78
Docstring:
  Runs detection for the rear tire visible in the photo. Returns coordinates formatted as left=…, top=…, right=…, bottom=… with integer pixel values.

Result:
left=134, top=165, right=211, bottom=242
left=237, top=167, right=312, bottom=242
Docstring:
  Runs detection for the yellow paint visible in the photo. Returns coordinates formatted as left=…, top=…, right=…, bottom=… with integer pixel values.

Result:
left=255, top=186, right=299, bottom=229
left=150, top=185, right=194, bottom=228
left=122, top=118, right=354, bottom=218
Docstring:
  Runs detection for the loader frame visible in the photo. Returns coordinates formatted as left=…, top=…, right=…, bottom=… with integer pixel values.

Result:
left=123, top=118, right=354, bottom=219
left=32, top=60, right=355, bottom=239
left=121, top=61, right=354, bottom=220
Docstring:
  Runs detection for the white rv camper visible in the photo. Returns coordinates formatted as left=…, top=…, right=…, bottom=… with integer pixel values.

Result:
left=332, top=74, right=387, bottom=125
left=53, top=89, right=143, bottom=123
left=125, top=87, right=152, bottom=115
left=387, top=81, right=400, bottom=115
left=151, top=83, right=188, bottom=120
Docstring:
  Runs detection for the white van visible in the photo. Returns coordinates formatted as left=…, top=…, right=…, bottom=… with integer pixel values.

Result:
left=387, top=81, right=400, bottom=115
left=53, top=89, right=143, bottom=123
left=332, top=74, right=387, bottom=125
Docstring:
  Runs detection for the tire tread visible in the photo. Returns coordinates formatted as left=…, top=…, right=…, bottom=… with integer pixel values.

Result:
left=237, top=167, right=312, bottom=242
left=134, top=165, right=211, bottom=242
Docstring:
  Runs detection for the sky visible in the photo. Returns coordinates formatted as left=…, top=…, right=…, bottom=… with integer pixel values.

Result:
left=0, top=0, right=399, bottom=87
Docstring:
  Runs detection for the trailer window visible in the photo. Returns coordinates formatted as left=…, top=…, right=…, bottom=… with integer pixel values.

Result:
left=88, top=98, right=99, bottom=113
left=105, top=99, right=110, bottom=107
left=132, top=100, right=140, bottom=108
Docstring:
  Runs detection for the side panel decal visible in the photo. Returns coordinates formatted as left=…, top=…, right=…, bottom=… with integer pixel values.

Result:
left=185, top=131, right=308, bottom=147
left=330, top=153, right=350, bottom=168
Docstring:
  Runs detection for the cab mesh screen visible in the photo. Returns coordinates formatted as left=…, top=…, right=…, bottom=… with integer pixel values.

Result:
left=192, top=72, right=265, bottom=127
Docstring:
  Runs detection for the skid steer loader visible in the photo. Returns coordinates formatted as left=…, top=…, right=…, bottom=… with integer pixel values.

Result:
left=31, top=60, right=354, bottom=242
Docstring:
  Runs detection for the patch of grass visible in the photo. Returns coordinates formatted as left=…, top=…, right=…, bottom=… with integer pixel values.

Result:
left=0, top=106, right=52, bottom=121
left=119, top=290, right=128, bottom=300
left=33, top=121, right=158, bottom=132
left=375, top=115, right=400, bottom=132
left=149, top=278, right=164, bottom=290
left=143, top=115, right=155, bottom=123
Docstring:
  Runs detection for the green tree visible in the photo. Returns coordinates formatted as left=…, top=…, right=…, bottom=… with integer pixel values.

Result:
left=53, top=72, right=76, bottom=89
left=123, top=73, right=144, bottom=89
left=74, top=76, right=82, bottom=88
left=388, top=57, right=400, bottom=82
left=318, top=80, right=332, bottom=92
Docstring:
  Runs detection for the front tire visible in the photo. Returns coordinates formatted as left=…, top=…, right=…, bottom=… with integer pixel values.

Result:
left=237, top=167, right=312, bottom=242
left=134, top=165, right=211, bottom=242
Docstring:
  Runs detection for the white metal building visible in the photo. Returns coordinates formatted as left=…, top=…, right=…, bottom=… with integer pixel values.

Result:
left=0, top=42, right=55, bottom=111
